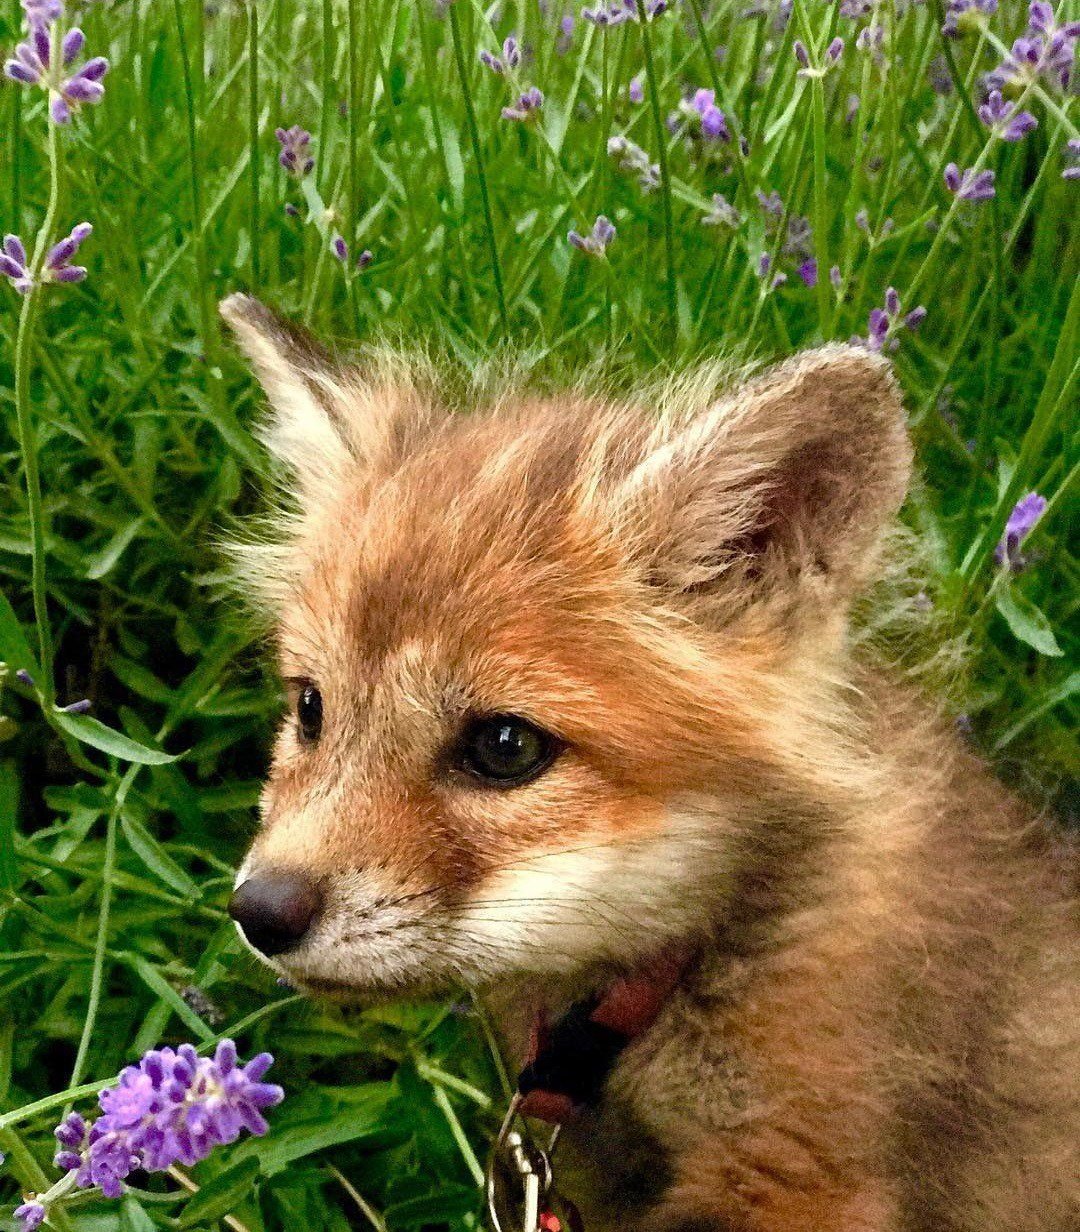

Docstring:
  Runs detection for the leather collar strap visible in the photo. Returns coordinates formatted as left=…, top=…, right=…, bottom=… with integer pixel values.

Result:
left=516, top=955, right=686, bottom=1124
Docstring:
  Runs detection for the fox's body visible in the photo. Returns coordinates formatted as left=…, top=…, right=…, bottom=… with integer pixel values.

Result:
left=221, top=295, right=1079, bottom=1232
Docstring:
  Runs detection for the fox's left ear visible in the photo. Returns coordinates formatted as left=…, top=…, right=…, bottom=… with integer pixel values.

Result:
left=615, top=345, right=912, bottom=629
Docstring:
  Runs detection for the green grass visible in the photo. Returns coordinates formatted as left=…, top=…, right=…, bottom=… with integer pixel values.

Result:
left=0, top=0, right=1076, bottom=1227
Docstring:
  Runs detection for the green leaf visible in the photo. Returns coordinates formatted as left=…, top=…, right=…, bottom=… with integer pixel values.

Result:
left=126, top=954, right=216, bottom=1042
left=0, top=586, right=39, bottom=678
left=120, top=1196, right=159, bottom=1232
left=177, top=1157, right=261, bottom=1228
left=383, top=1186, right=479, bottom=1226
left=994, top=586, right=1063, bottom=657
left=0, top=761, right=17, bottom=892
left=51, top=712, right=181, bottom=764
left=120, top=808, right=200, bottom=898
left=242, top=1087, right=400, bottom=1175
left=84, top=518, right=145, bottom=580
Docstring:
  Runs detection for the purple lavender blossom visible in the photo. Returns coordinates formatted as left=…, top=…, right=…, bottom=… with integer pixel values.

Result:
left=607, top=134, right=659, bottom=191
left=987, top=1, right=1079, bottom=93
left=1065, top=138, right=1080, bottom=180
left=331, top=235, right=348, bottom=262
left=830, top=264, right=842, bottom=288
left=568, top=214, right=616, bottom=256
left=978, top=89, right=1038, bottom=141
left=581, top=2, right=634, bottom=25
left=689, top=88, right=729, bottom=141
left=15, top=668, right=35, bottom=686
left=944, top=162, right=996, bottom=201
left=479, top=35, right=521, bottom=74
left=13, top=1202, right=46, bottom=1232
left=275, top=125, right=314, bottom=177
left=10, top=1040, right=283, bottom=1227
left=797, top=258, right=818, bottom=287
left=628, top=74, right=644, bottom=103
left=756, top=189, right=784, bottom=217
left=557, top=13, right=575, bottom=53
left=794, top=36, right=843, bottom=76
left=942, top=0, right=996, bottom=38
left=4, top=10, right=109, bottom=125
left=1, top=223, right=91, bottom=293
left=1, top=234, right=34, bottom=294
left=839, top=0, right=872, bottom=16
left=22, top=0, right=63, bottom=23
left=994, top=492, right=1047, bottom=570
left=701, top=193, right=742, bottom=228
left=845, top=93, right=860, bottom=123
left=859, top=286, right=926, bottom=352
left=45, top=221, right=92, bottom=282
left=501, top=85, right=544, bottom=121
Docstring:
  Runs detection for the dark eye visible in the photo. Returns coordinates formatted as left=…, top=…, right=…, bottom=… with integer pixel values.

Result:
left=296, top=684, right=323, bottom=743
left=457, top=714, right=559, bottom=786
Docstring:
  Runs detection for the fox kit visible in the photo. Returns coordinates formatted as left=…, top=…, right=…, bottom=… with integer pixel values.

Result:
left=221, top=294, right=1078, bottom=1232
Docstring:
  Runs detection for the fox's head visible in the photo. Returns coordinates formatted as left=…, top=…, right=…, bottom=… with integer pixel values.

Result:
left=221, top=295, right=911, bottom=998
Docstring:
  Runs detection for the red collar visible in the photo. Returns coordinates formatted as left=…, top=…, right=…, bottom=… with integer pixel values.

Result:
left=516, top=953, right=687, bottom=1123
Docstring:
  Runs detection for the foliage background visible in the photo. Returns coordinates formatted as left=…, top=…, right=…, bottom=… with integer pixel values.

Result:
left=0, top=0, right=1076, bottom=1227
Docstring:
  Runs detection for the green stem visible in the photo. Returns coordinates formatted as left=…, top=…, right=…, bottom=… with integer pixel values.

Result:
left=447, top=1, right=509, bottom=336
left=636, top=1, right=677, bottom=346
left=247, top=0, right=261, bottom=285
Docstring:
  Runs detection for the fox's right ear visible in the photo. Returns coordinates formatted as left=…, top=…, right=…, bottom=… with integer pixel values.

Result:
left=220, top=294, right=362, bottom=494
left=219, top=292, right=389, bottom=502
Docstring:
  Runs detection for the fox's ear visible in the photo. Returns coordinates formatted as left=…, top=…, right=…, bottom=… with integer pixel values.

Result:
left=617, top=345, right=912, bottom=630
left=220, top=294, right=363, bottom=493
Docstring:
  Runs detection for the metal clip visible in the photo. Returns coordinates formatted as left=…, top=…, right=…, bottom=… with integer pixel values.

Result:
left=486, top=1094, right=561, bottom=1232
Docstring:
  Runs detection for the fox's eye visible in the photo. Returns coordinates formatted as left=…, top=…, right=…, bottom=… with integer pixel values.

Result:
left=296, top=684, right=323, bottom=743
left=457, top=715, right=558, bottom=786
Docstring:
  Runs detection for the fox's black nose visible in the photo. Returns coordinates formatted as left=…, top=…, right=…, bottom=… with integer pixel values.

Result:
left=229, top=870, right=322, bottom=958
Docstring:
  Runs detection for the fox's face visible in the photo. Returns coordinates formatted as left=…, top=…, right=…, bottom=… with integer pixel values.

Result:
left=222, top=296, right=911, bottom=999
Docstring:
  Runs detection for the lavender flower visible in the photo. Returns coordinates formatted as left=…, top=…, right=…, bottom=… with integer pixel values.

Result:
left=275, top=125, right=314, bottom=177
left=994, top=492, right=1047, bottom=570
left=13, top=1202, right=46, bottom=1232
left=797, top=258, right=818, bottom=287
left=2, top=222, right=92, bottom=294
left=688, top=88, right=729, bottom=141
left=701, top=193, right=742, bottom=228
left=581, top=2, right=633, bottom=25
left=0, top=234, right=34, bottom=294
left=944, top=162, right=996, bottom=201
left=8, top=1040, right=283, bottom=1228
left=794, top=36, right=843, bottom=76
left=942, top=0, right=996, bottom=38
left=568, top=214, right=615, bottom=256
left=23, top=0, right=63, bottom=23
left=839, top=0, right=872, bottom=16
left=4, top=11, right=110, bottom=125
left=977, top=89, right=1038, bottom=143
left=987, top=1, right=1079, bottom=93
left=331, top=235, right=348, bottom=262
left=557, top=13, right=575, bottom=53
left=479, top=35, right=521, bottom=74
left=356, top=248, right=374, bottom=270
left=860, top=286, right=926, bottom=352
left=628, top=74, right=644, bottom=103
left=502, top=85, right=543, bottom=121
left=830, top=264, right=842, bottom=288
left=1064, top=138, right=1080, bottom=180
left=607, top=134, right=659, bottom=191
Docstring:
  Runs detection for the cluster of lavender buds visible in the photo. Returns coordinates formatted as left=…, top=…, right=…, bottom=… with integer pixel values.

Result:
left=502, top=85, right=544, bottom=122
left=994, top=493, right=1047, bottom=571
left=479, top=35, right=521, bottom=73
left=628, top=74, right=644, bottom=104
left=4, top=0, right=109, bottom=125
left=793, top=36, right=844, bottom=77
left=1, top=223, right=92, bottom=295
left=701, top=193, right=742, bottom=228
left=581, top=0, right=667, bottom=25
left=607, top=134, right=660, bottom=191
left=942, top=0, right=997, bottom=38
left=10, top=1042, right=283, bottom=1231
left=1065, top=138, right=1080, bottom=180
left=977, top=89, right=1038, bottom=142
left=568, top=214, right=616, bottom=256
left=681, top=88, right=730, bottom=142
left=861, top=286, right=927, bottom=352
left=987, top=0, right=1079, bottom=94
left=944, top=162, right=996, bottom=201
left=332, top=236, right=374, bottom=271
left=276, top=125, right=314, bottom=177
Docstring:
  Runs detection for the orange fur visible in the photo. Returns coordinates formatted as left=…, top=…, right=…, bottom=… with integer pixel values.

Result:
left=220, top=296, right=1079, bottom=1231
